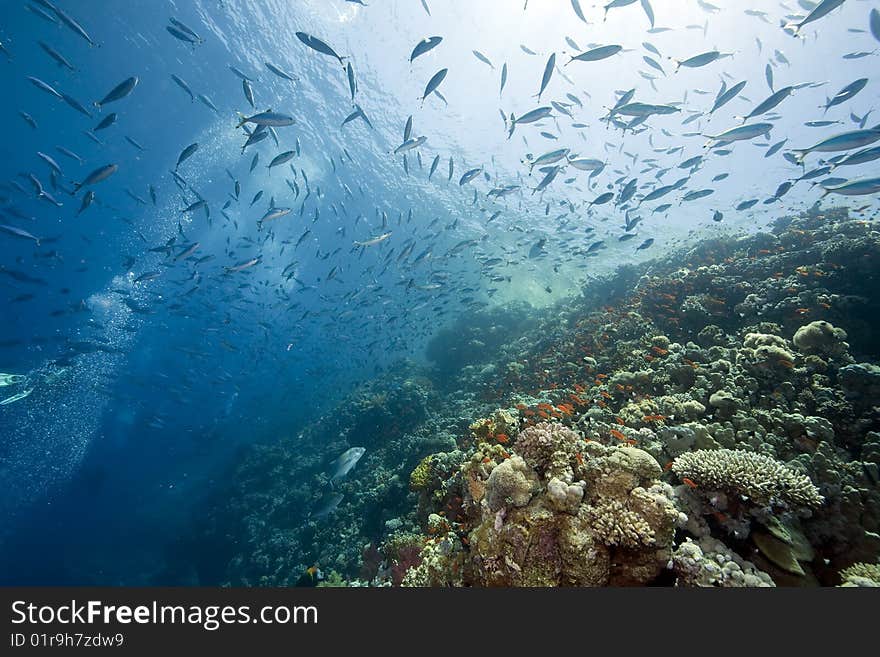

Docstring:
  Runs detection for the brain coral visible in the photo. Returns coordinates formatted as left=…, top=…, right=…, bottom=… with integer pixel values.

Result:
left=672, top=449, right=824, bottom=509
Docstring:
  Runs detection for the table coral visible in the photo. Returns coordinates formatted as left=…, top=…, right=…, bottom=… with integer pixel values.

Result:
left=672, top=448, right=824, bottom=510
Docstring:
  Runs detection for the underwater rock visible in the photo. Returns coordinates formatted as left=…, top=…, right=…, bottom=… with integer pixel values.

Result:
left=839, top=363, right=880, bottom=406
left=751, top=531, right=807, bottom=576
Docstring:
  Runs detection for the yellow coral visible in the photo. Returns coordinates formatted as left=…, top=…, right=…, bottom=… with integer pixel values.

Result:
left=469, top=408, right=519, bottom=441
left=840, top=562, right=880, bottom=585
left=409, top=455, right=435, bottom=492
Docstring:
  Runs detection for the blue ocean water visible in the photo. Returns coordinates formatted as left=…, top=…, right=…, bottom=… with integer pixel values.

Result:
left=0, top=0, right=878, bottom=585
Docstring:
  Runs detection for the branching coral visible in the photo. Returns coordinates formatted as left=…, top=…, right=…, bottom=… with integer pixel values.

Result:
left=839, top=562, right=880, bottom=587
left=672, top=448, right=824, bottom=509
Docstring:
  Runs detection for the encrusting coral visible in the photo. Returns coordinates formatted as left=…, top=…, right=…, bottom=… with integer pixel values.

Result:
left=673, top=536, right=775, bottom=587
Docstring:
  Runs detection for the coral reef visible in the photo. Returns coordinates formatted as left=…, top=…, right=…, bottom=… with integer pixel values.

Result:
left=175, top=208, right=880, bottom=587
left=405, top=424, right=681, bottom=587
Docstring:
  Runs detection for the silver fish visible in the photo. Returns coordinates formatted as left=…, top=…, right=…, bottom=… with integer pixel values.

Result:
left=228, top=65, right=252, bottom=81
left=38, top=41, right=75, bottom=71
left=354, top=232, right=392, bottom=247
left=171, top=74, right=194, bottom=102
left=53, top=5, right=96, bottom=46
left=0, top=224, right=41, bottom=245
left=268, top=150, right=296, bottom=169
left=295, top=32, right=344, bottom=65
left=176, top=143, right=199, bottom=170
left=791, top=127, right=880, bottom=163
left=94, top=76, right=138, bottom=110
left=27, top=76, right=63, bottom=100
left=674, top=50, right=727, bottom=71
left=73, top=164, right=117, bottom=192
left=236, top=110, right=295, bottom=128
left=821, top=176, right=880, bottom=196
left=704, top=122, right=773, bottom=145
left=242, top=79, right=255, bottom=108
left=785, top=0, right=846, bottom=34
left=473, top=50, right=494, bottom=69
left=265, top=61, right=295, bottom=81
left=330, top=447, right=365, bottom=484
left=421, top=69, right=448, bottom=106
left=394, top=136, right=427, bottom=155
left=568, top=45, right=622, bottom=64
left=198, top=93, right=218, bottom=113
left=537, top=53, right=555, bottom=100
left=410, top=36, right=442, bottom=62
left=312, top=493, right=344, bottom=518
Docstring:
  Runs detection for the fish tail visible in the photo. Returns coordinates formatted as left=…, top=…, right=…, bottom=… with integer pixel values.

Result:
left=93, top=101, right=101, bottom=111
left=234, top=112, right=247, bottom=129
